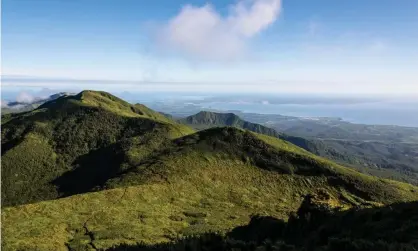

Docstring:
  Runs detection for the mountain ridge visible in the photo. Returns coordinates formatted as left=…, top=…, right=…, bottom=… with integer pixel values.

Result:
left=179, top=110, right=418, bottom=184
left=179, top=111, right=280, bottom=137
left=1, top=90, right=194, bottom=206
left=2, top=90, right=418, bottom=251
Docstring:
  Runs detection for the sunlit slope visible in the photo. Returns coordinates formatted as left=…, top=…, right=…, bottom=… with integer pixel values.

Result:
left=2, top=127, right=417, bottom=251
left=105, top=127, right=418, bottom=203
left=180, top=111, right=418, bottom=185
left=1, top=90, right=194, bottom=206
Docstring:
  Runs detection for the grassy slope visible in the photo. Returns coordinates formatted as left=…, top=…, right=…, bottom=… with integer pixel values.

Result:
left=3, top=127, right=417, bottom=251
left=179, top=111, right=358, bottom=164
left=1, top=90, right=194, bottom=206
left=108, top=200, right=418, bottom=251
left=179, top=112, right=342, bottom=167
left=181, top=111, right=418, bottom=185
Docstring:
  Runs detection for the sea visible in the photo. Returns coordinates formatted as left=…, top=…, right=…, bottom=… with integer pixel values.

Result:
left=193, top=101, right=418, bottom=127
left=2, top=89, right=418, bottom=127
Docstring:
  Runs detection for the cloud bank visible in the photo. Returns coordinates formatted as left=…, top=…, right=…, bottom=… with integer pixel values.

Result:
left=16, top=92, right=36, bottom=103
left=1, top=100, right=9, bottom=108
left=159, top=0, right=282, bottom=61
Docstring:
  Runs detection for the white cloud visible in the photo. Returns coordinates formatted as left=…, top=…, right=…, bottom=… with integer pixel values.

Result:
left=16, top=92, right=36, bottom=103
left=1, top=100, right=9, bottom=108
left=159, top=0, right=282, bottom=61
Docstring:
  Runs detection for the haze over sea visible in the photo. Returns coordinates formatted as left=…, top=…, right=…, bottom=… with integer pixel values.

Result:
left=125, top=92, right=418, bottom=127
left=3, top=0, right=418, bottom=128
left=197, top=101, right=418, bottom=127
left=2, top=88, right=418, bottom=127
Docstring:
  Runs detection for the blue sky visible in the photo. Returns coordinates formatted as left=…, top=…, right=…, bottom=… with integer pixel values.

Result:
left=2, top=0, right=418, bottom=94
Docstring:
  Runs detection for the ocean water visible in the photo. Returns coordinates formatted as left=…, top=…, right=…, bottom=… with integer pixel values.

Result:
left=3, top=88, right=417, bottom=127
left=125, top=92, right=418, bottom=127
left=197, top=101, right=418, bottom=127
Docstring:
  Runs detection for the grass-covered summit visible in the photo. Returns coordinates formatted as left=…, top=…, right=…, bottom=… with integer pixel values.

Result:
left=1, top=90, right=194, bottom=206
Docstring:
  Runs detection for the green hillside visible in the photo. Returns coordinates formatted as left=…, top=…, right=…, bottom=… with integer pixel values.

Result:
left=1, top=90, right=194, bottom=206
left=180, top=111, right=418, bottom=185
left=108, top=199, right=418, bottom=251
left=3, top=127, right=418, bottom=250
left=102, top=127, right=416, bottom=205
left=2, top=91, right=418, bottom=251
left=179, top=111, right=279, bottom=136
left=236, top=112, right=418, bottom=184
left=179, top=111, right=352, bottom=160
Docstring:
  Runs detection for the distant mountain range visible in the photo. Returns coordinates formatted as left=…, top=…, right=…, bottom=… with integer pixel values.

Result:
left=2, top=90, right=417, bottom=250
left=178, top=111, right=280, bottom=137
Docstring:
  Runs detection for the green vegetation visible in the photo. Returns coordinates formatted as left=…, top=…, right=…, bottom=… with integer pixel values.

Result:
left=238, top=112, right=418, bottom=184
left=1, top=90, right=193, bottom=206
left=3, top=127, right=418, bottom=250
left=108, top=196, right=418, bottom=251
left=180, top=111, right=418, bottom=185
left=2, top=91, right=418, bottom=251
left=179, top=111, right=279, bottom=137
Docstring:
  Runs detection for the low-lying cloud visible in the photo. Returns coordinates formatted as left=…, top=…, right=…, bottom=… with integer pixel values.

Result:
left=159, top=0, right=282, bottom=61
left=1, top=100, right=9, bottom=108
left=16, top=92, right=36, bottom=104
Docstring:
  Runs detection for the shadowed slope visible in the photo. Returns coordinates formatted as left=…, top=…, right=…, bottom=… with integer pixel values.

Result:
left=179, top=111, right=418, bottom=185
left=106, top=127, right=418, bottom=205
left=2, top=127, right=418, bottom=250
left=2, top=92, right=418, bottom=251
left=107, top=198, right=418, bottom=251
left=1, top=90, right=194, bottom=206
left=179, top=111, right=353, bottom=162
